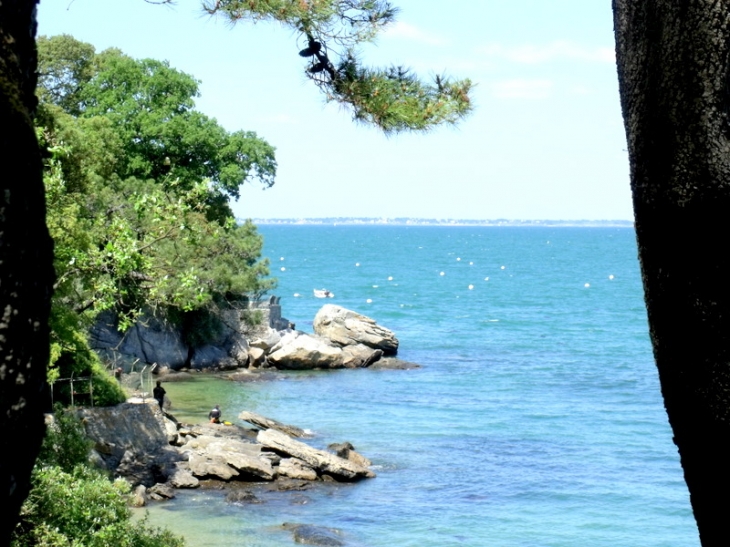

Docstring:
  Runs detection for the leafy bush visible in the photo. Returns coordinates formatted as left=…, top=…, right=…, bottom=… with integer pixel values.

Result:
left=37, top=405, right=92, bottom=472
left=12, top=410, right=185, bottom=547
left=12, top=466, right=184, bottom=547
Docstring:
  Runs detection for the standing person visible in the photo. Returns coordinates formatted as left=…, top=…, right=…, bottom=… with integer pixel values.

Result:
left=152, top=381, right=166, bottom=410
left=209, top=404, right=222, bottom=424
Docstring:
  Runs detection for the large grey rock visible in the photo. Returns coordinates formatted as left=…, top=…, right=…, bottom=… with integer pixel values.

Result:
left=257, top=429, right=375, bottom=481
left=267, top=332, right=345, bottom=370
left=278, top=458, right=318, bottom=481
left=313, top=305, right=398, bottom=355
left=182, top=435, right=275, bottom=480
left=168, top=463, right=200, bottom=488
left=78, top=402, right=169, bottom=452
left=188, top=453, right=239, bottom=481
left=341, top=344, right=383, bottom=368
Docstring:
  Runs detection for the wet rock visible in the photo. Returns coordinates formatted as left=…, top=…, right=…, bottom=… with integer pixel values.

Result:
left=367, top=356, right=421, bottom=370
left=147, top=483, right=176, bottom=500
left=327, top=442, right=372, bottom=468
left=226, top=489, right=264, bottom=504
left=238, top=411, right=308, bottom=437
left=270, top=479, right=312, bottom=491
left=282, top=523, right=345, bottom=547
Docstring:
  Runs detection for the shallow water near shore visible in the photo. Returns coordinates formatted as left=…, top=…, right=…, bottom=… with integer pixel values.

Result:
left=138, top=225, right=698, bottom=547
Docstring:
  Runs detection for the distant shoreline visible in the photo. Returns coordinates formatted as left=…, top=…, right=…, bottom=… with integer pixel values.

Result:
left=243, top=218, right=635, bottom=228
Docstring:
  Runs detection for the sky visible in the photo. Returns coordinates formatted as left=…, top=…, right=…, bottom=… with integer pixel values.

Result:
left=38, top=0, right=631, bottom=221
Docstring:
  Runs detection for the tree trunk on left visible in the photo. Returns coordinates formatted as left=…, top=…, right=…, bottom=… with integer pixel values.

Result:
left=0, top=0, right=54, bottom=543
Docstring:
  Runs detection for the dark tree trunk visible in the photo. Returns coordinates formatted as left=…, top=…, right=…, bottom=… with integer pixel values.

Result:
left=613, top=1, right=730, bottom=544
left=0, top=0, right=54, bottom=543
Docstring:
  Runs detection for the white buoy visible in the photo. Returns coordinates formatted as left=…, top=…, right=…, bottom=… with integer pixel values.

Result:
left=584, top=283, right=590, bottom=288
left=457, top=257, right=461, bottom=261
left=355, top=262, right=360, bottom=267
left=372, top=285, right=379, bottom=288
left=501, top=266, right=506, bottom=270
left=366, top=298, right=373, bottom=303
left=468, top=284, right=474, bottom=290
left=440, top=271, right=445, bottom=276
left=293, top=293, right=301, bottom=297
left=388, top=276, right=393, bottom=281
left=609, top=274, right=615, bottom=280
left=280, top=267, right=286, bottom=271
left=484, top=277, right=490, bottom=281
left=469, top=262, right=474, bottom=266
left=280, top=257, right=285, bottom=261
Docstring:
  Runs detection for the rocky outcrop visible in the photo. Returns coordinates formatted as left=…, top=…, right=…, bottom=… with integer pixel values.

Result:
left=76, top=404, right=374, bottom=502
left=90, top=299, right=407, bottom=373
left=89, top=298, right=291, bottom=372
left=266, top=330, right=384, bottom=370
left=313, top=304, right=399, bottom=355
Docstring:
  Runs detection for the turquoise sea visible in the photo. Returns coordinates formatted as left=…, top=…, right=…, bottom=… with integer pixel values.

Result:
left=142, top=225, right=699, bottom=547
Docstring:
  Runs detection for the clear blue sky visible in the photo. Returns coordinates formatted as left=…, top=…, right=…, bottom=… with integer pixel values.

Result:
left=38, top=0, right=630, bottom=221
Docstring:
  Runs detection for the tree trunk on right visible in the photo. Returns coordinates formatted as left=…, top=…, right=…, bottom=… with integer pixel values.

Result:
left=613, top=2, right=730, bottom=544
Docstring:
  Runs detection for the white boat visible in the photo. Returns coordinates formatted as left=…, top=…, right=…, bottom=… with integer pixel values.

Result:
left=313, top=289, right=334, bottom=298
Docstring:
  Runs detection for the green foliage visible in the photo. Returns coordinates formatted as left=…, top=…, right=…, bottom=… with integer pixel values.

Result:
left=37, top=34, right=96, bottom=115
left=36, top=405, right=91, bottom=473
left=14, top=410, right=184, bottom=546
left=11, top=466, right=184, bottom=547
left=206, top=0, right=473, bottom=133
left=37, top=38, right=277, bottom=219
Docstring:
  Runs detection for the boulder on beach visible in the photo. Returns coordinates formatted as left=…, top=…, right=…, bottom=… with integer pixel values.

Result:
left=266, top=331, right=344, bottom=370
left=313, top=305, right=399, bottom=355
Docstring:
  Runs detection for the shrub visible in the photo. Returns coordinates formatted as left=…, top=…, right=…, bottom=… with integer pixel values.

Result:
left=12, top=466, right=184, bottom=547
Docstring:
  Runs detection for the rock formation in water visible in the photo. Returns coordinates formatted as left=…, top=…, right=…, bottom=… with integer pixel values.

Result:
left=76, top=402, right=375, bottom=506
left=89, top=301, right=412, bottom=373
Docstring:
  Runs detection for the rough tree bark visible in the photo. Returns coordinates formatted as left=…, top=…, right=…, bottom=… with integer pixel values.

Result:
left=613, top=1, right=730, bottom=545
left=0, top=0, right=54, bottom=543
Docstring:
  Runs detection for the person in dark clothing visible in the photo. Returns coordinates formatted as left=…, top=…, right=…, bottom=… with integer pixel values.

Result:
left=209, top=404, right=222, bottom=424
left=153, top=381, right=166, bottom=410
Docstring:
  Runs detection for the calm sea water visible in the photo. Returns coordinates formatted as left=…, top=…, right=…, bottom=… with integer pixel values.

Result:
left=142, top=226, right=698, bottom=547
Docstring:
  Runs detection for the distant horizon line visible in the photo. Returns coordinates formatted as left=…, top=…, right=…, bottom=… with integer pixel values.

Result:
left=240, top=217, right=635, bottom=227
